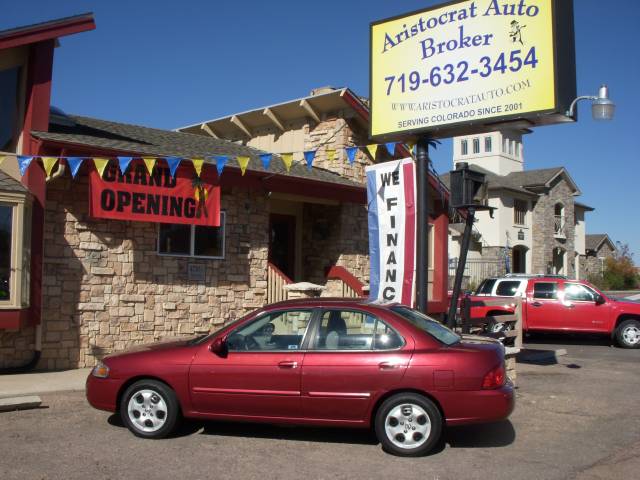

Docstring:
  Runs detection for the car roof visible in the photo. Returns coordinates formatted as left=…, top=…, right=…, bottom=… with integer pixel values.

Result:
left=264, top=297, right=399, bottom=310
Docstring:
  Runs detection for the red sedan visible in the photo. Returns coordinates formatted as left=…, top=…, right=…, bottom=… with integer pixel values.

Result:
left=86, top=298, right=514, bottom=456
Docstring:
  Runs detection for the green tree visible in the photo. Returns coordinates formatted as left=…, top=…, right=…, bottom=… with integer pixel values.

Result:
left=598, top=242, right=639, bottom=290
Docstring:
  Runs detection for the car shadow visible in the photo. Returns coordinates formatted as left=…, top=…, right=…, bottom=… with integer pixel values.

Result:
left=525, top=332, right=612, bottom=347
left=108, top=413, right=515, bottom=451
left=445, top=420, right=516, bottom=448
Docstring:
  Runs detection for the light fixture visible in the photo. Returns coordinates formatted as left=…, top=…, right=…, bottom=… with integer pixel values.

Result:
left=517, top=229, right=524, bottom=241
left=567, top=84, right=615, bottom=121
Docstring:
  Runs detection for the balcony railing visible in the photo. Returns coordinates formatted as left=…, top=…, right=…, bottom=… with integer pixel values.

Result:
left=554, top=215, right=566, bottom=238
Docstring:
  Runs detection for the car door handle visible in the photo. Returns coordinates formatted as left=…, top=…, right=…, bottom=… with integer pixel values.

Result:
left=378, top=362, right=401, bottom=370
left=531, top=302, right=542, bottom=307
left=278, top=361, right=298, bottom=369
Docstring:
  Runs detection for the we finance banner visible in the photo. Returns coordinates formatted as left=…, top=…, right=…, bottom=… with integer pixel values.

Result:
left=89, top=162, right=221, bottom=226
left=366, top=158, right=416, bottom=305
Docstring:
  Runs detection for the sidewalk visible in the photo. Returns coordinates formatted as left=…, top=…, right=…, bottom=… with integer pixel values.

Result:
left=0, top=368, right=91, bottom=398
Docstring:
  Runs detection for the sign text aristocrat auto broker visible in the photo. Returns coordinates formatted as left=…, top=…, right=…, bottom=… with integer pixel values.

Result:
left=89, top=162, right=221, bottom=226
left=370, top=0, right=560, bottom=138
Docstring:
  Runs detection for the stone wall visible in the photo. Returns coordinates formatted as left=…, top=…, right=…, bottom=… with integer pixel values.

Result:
left=580, top=241, right=616, bottom=280
left=1, top=178, right=271, bottom=369
left=531, top=177, right=576, bottom=277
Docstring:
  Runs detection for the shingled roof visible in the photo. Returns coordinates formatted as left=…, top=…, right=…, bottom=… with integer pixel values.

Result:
left=31, top=114, right=363, bottom=190
left=586, top=234, right=616, bottom=252
left=439, top=164, right=578, bottom=197
left=0, top=169, right=27, bottom=193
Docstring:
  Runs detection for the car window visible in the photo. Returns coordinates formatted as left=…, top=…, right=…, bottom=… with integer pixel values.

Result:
left=495, top=280, right=520, bottom=296
left=390, top=306, right=460, bottom=346
left=533, top=282, right=558, bottom=300
left=564, top=283, right=596, bottom=302
left=476, top=279, right=496, bottom=295
left=227, top=309, right=313, bottom=351
left=313, top=310, right=402, bottom=350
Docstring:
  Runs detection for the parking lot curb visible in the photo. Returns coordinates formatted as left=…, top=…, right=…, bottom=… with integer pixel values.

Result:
left=0, top=395, right=42, bottom=412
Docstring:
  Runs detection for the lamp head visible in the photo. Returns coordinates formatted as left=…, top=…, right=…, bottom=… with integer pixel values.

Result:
left=591, top=84, right=615, bottom=121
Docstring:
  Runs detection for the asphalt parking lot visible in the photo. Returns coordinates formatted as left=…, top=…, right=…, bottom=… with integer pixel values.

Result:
left=1, top=335, right=638, bottom=480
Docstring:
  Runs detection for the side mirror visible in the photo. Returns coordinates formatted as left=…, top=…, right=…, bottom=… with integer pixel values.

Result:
left=210, top=336, right=228, bottom=357
left=595, top=294, right=606, bottom=305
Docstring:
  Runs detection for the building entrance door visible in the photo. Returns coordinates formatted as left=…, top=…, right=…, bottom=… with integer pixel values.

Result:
left=512, top=246, right=527, bottom=273
left=269, top=214, right=296, bottom=280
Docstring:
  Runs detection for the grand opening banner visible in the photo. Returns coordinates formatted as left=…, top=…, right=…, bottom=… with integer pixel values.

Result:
left=89, top=162, right=221, bottom=226
left=370, top=0, right=576, bottom=140
left=367, top=158, right=416, bottom=305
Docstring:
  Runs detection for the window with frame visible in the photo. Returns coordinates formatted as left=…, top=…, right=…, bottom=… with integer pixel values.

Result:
left=564, top=283, right=596, bottom=302
left=513, top=199, right=527, bottom=225
left=0, top=194, right=31, bottom=309
left=227, top=309, right=313, bottom=351
left=485, top=136, right=492, bottom=152
left=461, top=139, right=468, bottom=155
left=157, top=211, right=225, bottom=258
left=495, top=280, right=520, bottom=296
left=533, top=282, right=558, bottom=300
left=472, top=138, right=480, bottom=154
left=314, top=310, right=403, bottom=350
left=508, top=140, right=513, bottom=155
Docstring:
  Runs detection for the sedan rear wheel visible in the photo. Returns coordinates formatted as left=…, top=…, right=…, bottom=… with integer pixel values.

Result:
left=375, top=393, right=442, bottom=456
left=120, top=379, right=180, bottom=438
left=615, top=319, right=640, bottom=349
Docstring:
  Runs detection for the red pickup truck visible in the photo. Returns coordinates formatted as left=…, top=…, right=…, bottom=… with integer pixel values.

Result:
left=467, top=276, right=640, bottom=348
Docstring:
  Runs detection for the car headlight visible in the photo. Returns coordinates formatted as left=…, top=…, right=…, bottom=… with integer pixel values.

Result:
left=91, top=361, right=110, bottom=378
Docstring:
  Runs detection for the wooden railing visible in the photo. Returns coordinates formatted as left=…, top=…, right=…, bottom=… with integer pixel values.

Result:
left=459, top=296, right=523, bottom=350
left=326, top=266, right=367, bottom=298
left=267, top=262, right=293, bottom=304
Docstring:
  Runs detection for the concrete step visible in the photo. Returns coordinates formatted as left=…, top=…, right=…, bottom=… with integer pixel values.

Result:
left=0, top=395, right=43, bottom=412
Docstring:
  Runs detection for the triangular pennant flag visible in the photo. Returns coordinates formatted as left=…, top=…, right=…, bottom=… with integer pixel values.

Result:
left=281, top=153, right=293, bottom=172
left=0, top=156, right=6, bottom=168
left=259, top=153, right=272, bottom=170
left=192, top=158, right=204, bottom=177
left=165, top=156, right=182, bottom=178
left=41, top=157, right=58, bottom=177
left=326, top=149, right=336, bottom=162
left=345, top=147, right=358, bottom=165
left=215, top=156, right=228, bottom=177
left=237, top=156, right=250, bottom=176
left=117, top=156, right=134, bottom=175
left=405, top=141, right=416, bottom=156
left=66, top=157, right=84, bottom=178
left=366, top=144, right=378, bottom=159
left=93, top=158, right=109, bottom=178
left=303, top=150, right=316, bottom=170
left=17, top=156, right=34, bottom=176
left=142, top=157, right=156, bottom=176
left=385, top=142, right=397, bottom=156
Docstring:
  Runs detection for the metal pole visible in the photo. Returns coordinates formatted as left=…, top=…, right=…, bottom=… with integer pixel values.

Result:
left=447, top=207, right=476, bottom=328
left=415, top=138, right=430, bottom=314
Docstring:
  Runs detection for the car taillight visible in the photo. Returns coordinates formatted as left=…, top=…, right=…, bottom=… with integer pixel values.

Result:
left=482, top=363, right=506, bottom=389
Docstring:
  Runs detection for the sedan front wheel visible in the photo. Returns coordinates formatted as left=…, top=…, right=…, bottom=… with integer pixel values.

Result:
left=120, top=379, right=180, bottom=438
left=374, top=393, right=442, bottom=456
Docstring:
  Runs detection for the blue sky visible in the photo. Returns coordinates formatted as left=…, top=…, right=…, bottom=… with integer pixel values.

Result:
left=3, top=0, right=639, bottom=259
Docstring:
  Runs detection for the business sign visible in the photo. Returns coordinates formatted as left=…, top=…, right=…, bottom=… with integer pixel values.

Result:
left=367, top=158, right=416, bottom=305
left=89, top=162, right=221, bottom=226
left=370, top=0, right=576, bottom=140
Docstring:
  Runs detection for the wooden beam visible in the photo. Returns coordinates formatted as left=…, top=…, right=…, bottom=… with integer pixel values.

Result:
left=263, top=108, right=286, bottom=132
left=200, top=123, right=219, bottom=139
left=299, top=99, right=321, bottom=123
left=230, top=115, right=252, bottom=137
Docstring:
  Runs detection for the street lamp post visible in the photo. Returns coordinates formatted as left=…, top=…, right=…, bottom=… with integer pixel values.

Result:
left=567, top=84, right=615, bottom=121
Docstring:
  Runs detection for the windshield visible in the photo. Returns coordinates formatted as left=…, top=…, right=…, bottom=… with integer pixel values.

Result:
left=188, top=309, right=262, bottom=345
left=475, top=279, right=496, bottom=295
left=391, top=306, right=461, bottom=346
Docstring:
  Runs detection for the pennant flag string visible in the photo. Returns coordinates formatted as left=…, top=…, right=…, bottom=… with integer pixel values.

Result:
left=66, top=157, right=84, bottom=178
left=237, top=156, right=250, bottom=176
left=93, top=158, right=109, bottom=178
left=214, top=155, right=228, bottom=177
left=117, top=156, right=133, bottom=176
left=385, top=142, right=397, bottom=156
left=345, top=147, right=358, bottom=165
left=142, top=157, right=156, bottom=176
left=165, top=156, right=182, bottom=178
left=281, top=153, right=293, bottom=172
left=303, top=150, right=316, bottom=170
left=41, top=157, right=59, bottom=178
left=17, top=156, right=34, bottom=176
left=192, top=158, right=204, bottom=177
left=326, top=149, right=336, bottom=162
left=259, top=153, right=272, bottom=170
left=366, top=144, right=378, bottom=159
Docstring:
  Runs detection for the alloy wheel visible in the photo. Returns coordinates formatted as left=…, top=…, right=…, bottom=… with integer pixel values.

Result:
left=384, top=403, right=431, bottom=449
left=127, top=389, right=168, bottom=433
